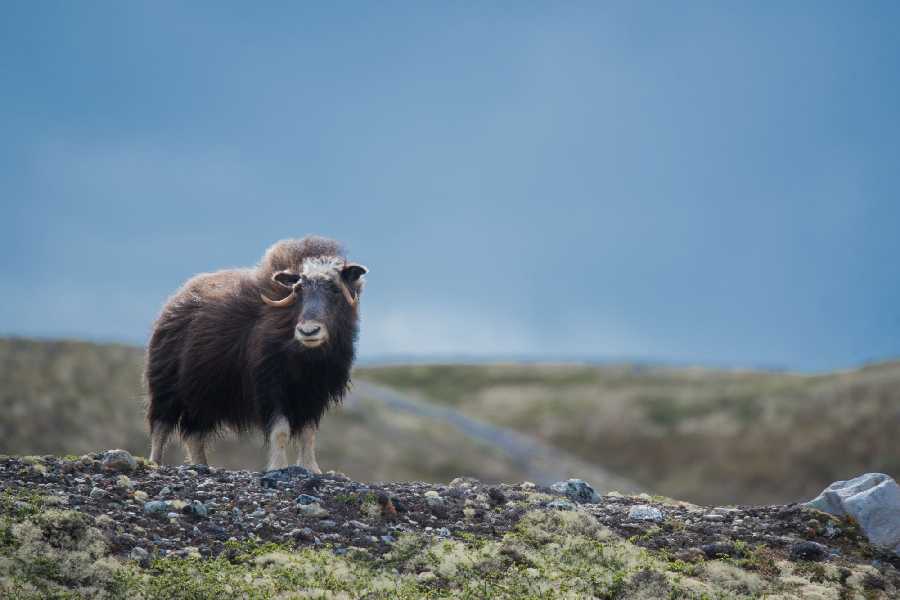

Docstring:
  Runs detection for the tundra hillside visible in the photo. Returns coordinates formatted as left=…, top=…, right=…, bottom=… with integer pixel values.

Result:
left=362, top=363, right=900, bottom=505
left=2, top=338, right=898, bottom=504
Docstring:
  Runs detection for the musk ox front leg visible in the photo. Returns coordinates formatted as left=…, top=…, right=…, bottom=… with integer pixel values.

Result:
left=297, top=424, right=321, bottom=474
left=267, top=416, right=292, bottom=471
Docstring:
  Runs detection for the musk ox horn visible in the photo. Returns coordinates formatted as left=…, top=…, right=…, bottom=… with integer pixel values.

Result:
left=260, top=290, right=298, bottom=307
left=338, top=279, right=357, bottom=307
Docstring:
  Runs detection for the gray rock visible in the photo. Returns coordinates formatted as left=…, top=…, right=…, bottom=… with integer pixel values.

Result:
left=297, top=502, right=329, bottom=518
left=805, top=473, right=900, bottom=555
left=101, top=449, right=137, bottom=472
left=550, top=479, right=601, bottom=504
left=628, top=504, right=664, bottom=522
left=790, top=541, right=828, bottom=562
left=260, top=466, right=312, bottom=489
left=380, top=535, right=396, bottom=544
left=295, top=494, right=322, bottom=505
left=183, top=500, right=208, bottom=518
left=130, top=546, right=150, bottom=565
left=89, top=486, right=107, bottom=499
left=143, top=500, right=170, bottom=515
left=547, top=499, right=576, bottom=511
left=701, top=542, right=738, bottom=559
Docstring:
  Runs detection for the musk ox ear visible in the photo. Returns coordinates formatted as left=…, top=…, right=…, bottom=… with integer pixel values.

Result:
left=341, top=263, right=368, bottom=288
left=272, top=271, right=301, bottom=288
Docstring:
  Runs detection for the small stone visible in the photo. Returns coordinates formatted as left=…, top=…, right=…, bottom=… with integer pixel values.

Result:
left=95, top=514, right=115, bottom=527
left=169, top=499, right=187, bottom=510
left=380, top=535, right=396, bottom=544
left=550, top=479, right=601, bottom=504
left=487, top=487, right=507, bottom=506
left=89, top=487, right=107, bottom=499
left=116, top=475, right=133, bottom=489
left=521, top=481, right=536, bottom=489
left=297, top=502, right=329, bottom=518
left=295, top=494, right=322, bottom=505
left=348, top=519, right=370, bottom=530
left=158, top=486, right=171, bottom=497
left=320, top=519, right=337, bottom=529
left=628, top=505, right=664, bottom=522
left=703, top=513, right=726, bottom=522
left=133, top=490, right=149, bottom=502
left=260, top=466, right=312, bottom=489
left=435, top=527, right=450, bottom=538
left=101, top=449, right=137, bottom=472
left=674, top=548, right=706, bottom=563
left=183, top=500, right=208, bottom=518
left=790, top=541, right=828, bottom=562
left=547, top=499, right=575, bottom=511
left=417, top=571, right=436, bottom=583
left=130, top=546, right=150, bottom=565
left=143, top=500, right=169, bottom=515
left=701, top=542, right=738, bottom=559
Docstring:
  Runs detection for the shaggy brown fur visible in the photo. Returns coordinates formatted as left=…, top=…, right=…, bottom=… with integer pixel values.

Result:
left=145, top=236, right=366, bottom=468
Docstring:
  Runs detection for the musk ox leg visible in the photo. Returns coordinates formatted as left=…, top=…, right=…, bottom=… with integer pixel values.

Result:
left=184, top=435, right=209, bottom=465
left=149, top=422, right=174, bottom=465
left=266, top=416, right=291, bottom=471
left=297, top=424, right=322, bottom=474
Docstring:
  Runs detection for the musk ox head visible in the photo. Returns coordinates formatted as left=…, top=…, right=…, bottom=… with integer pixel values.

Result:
left=261, top=255, right=368, bottom=349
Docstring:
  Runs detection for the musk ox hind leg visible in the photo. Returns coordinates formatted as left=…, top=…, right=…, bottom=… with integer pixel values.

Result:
left=149, top=421, right=173, bottom=465
left=266, top=416, right=292, bottom=471
left=183, top=435, right=209, bottom=465
left=297, top=423, right=322, bottom=474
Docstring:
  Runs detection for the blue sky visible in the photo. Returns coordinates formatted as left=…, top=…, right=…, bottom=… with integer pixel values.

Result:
left=2, top=2, right=899, bottom=370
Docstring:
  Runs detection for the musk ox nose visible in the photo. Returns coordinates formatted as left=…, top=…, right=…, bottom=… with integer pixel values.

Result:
left=297, top=323, right=321, bottom=337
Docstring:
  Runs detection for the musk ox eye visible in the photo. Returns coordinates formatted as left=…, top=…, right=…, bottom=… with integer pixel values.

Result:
left=273, top=271, right=301, bottom=288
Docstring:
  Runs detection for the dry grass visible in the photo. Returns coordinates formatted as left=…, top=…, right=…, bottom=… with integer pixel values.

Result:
left=360, top=362, right=900, bottom=504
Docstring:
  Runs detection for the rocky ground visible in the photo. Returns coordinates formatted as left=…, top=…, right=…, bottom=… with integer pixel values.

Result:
left=1, top=452, right=898, bottom=599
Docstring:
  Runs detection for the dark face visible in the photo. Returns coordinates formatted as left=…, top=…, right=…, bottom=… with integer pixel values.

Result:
left=268, top=259, right=367, bottom=349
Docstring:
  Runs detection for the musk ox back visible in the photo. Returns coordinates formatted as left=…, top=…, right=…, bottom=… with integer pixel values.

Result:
left=145, top=236, right=368, bottom=472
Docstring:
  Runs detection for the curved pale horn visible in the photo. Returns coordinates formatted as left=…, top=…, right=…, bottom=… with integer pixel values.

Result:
left=260, top=289, right=297, bottom=307
left=337, top=279, right=357, bottom=307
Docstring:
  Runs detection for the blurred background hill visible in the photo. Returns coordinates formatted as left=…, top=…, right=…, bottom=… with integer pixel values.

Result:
left=3, top=336, right=896, bottom=506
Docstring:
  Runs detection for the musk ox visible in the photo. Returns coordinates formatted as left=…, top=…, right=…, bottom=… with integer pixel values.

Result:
left=145, top=236, right=368, bottom=472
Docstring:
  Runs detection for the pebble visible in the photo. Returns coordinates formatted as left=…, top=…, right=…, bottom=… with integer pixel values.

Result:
left=627, top=505, right=664, bottom=522
left=260, top=466, right=313, bottom=489
left=380, top=535, right=396, bottom=544
left=297, top=503, right=329, bottom=518
left=101, top=449, right=138, bottom=472
left=417, top=571, right=436, bottom=583
left=183, top=500, right=208, bottom=518
left=133, top=490, right=149, bottom=502
left=89, top=487, right=107, bottom=499
left=143, top=500, right=170, bottom=515
left=547, top=499, right=575, bottom=511
left=295, top=494, right=322, bottom=505
left=130, top=546, right=150, bottom=565
left=790, top=541, right=828, bottom=562
left=550, top=479, right=601, bottom=504
left=703, top=513, right=726, bottom=522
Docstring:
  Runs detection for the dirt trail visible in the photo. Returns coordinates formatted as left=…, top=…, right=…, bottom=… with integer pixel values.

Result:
left=349, top=379, right=639, bottom=492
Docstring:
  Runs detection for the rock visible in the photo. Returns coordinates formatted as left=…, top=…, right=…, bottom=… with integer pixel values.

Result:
left=547, top=499, right=575, bottom=511
left=143, top=500, right=170, bottom=515
left=790, top=541, right=828, bottom=562
left=416, top=571, right=436, bottom=583
left=130, top=546, right=150, bottom=566
left=550, top=479, right=601, bottom=504
left=805, top=473, right=900, bottom=555
left=380, top=535, right=396, bottom=544
left=133, top=490, right=149, bottom=502
left=703, top=513, right=726, bottom=522
left=435, top=527, right=451, bottom=538
left=101, top=450, right=137, bottom=472
left=295, top=494, right=322, bottom=505
left=487, top=487, right=507, bottom=506
left=628, top=505, right=664, bottom=522
left=116, top=475, right=133, bottom=489
left=297, top=502, right=329, bottom=518
left=674, top=548, right=706, bottom=563
left=260, top=466, right=313, bottom=489
left=183, top=500, right=208, bottom=518
left=89, top=487, right=107, bottom=499
left=701, top=542, right=739, bottom=559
